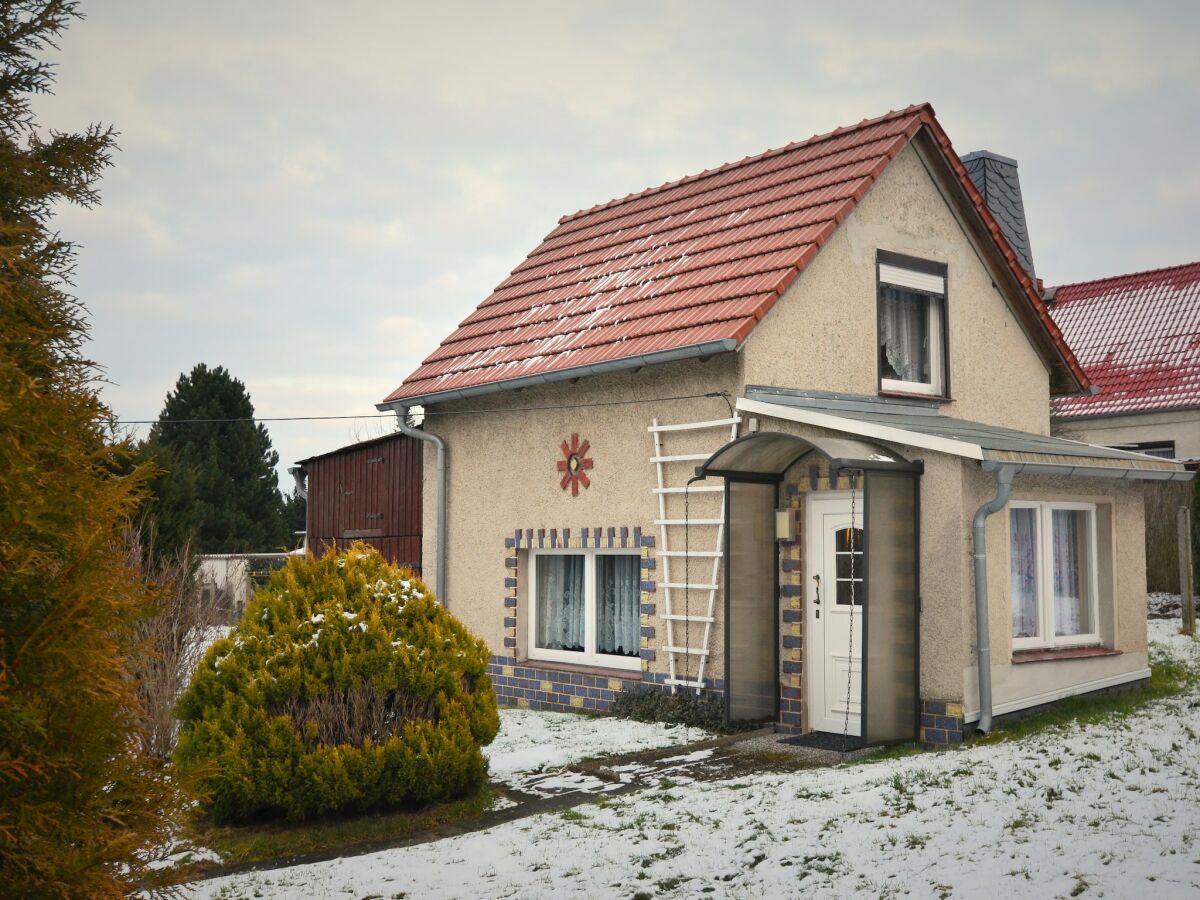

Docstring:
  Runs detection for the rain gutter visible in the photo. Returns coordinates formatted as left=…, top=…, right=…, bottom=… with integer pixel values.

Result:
left=375, top=339, right=738, bottom=411
left=393, top=408, right=448, bottom=608
left=981, top=459, right=1192, bottom=481
left=972, top=464, right=1015, bottom=734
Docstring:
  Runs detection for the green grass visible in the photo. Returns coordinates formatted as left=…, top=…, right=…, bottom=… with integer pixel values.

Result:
left=172, top=785, right=500, bottom=882
left=857, top=643, right=1196, bottom=763
left=976, top=650, right=1195, bottom=745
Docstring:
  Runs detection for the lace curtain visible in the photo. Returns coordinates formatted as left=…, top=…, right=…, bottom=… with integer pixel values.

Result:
left=1052, top=510, right=1089, bottom=636
left=879, top=286, right=929, bottom=383
left=535, top=555, right=585, bottom=652
left=1010, top=508, right=1039, bottom=639
left=597, top=555, right=639, bottom=657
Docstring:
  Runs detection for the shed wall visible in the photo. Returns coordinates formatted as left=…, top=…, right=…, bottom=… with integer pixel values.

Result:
left=305, top=433, right=423, bottom=570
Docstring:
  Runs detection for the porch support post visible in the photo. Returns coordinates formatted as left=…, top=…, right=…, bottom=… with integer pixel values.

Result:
left=971, top=464, right=1015, bottom=734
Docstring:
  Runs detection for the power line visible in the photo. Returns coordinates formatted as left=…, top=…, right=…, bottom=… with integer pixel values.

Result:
left=114, top=391, right=733, bottom=426
left=116, top=413, right=394, bottom=425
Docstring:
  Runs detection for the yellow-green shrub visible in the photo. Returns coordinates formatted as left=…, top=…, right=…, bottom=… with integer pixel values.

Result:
left=174, top=543, right=498, bottom=824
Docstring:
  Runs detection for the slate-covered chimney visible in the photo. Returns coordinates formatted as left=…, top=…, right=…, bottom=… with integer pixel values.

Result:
left=960, top=150, right=1037, bottom=282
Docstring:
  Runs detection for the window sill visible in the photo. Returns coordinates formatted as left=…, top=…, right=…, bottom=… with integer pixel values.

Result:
left=877, top=389, right=952, bottom=404
left=519, top=657, right=643, bottom=679
left=1012, top=646, right=1120, bottom=664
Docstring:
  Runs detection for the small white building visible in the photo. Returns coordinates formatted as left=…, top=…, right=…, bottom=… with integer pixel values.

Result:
left=197, top=553, right=297, bottom=621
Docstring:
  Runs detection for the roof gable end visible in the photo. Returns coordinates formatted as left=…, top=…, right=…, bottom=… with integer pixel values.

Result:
left=382, top=104, right=1087, bottom=408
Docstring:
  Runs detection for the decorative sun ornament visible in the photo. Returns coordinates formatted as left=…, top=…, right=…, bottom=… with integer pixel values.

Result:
left=557, top=433, right=593, bottom=496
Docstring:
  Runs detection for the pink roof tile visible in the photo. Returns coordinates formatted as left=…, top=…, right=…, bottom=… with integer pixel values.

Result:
left=384, top=104, right=1087, bottom=405
left=1050, top=262, right=1200, bottom=419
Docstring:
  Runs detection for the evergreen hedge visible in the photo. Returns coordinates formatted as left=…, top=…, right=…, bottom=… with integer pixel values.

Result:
left=175, top=543, right=498, bottom=824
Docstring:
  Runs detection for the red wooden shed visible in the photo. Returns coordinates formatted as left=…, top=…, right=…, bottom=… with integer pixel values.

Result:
left=295, top=432, right=423, bottom=571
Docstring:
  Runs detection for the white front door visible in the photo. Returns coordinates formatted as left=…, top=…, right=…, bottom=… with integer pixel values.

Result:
left=805, top=493, right=863, bottom=736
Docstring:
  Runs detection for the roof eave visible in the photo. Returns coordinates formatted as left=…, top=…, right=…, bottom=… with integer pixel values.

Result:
left=377, top=338, right=739, bottom=411
left=1051, top=402, right=1200, bottom=423
left=739, top=395, right=1191, bottom=481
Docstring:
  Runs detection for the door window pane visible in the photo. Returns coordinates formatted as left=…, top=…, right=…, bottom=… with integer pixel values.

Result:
left=535, top=554, right=585, bottom=652
left=596, top=555, right=639, bottom=658
left=1052, top=509, right=1092, bottom=637
left=834, top=526, right=863, bottom=605
left=879, top=286, right=931, bottom=384
left=1010, top=508, right=1039, bottom=639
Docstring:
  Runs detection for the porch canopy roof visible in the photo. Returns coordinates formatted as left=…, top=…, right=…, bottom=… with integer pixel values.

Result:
left=738, top=386, right=1193, bottom=482
left=697, top=430, right=917, bottom=480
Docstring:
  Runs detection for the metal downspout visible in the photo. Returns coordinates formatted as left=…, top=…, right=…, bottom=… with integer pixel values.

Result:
left=288, top=466, right=308, bottom=553
left=395, top=408, right=448, bottom=608
left=972, top=464, right=1015, bottom=734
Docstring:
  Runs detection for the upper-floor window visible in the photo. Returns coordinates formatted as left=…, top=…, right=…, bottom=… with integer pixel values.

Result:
left=877, top=251, right=948, bottom=397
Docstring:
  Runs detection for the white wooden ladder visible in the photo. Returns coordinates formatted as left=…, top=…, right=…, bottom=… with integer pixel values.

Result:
left=649, top=415, right=740, bottom=691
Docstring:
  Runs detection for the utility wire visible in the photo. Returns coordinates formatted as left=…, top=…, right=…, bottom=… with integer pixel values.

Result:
left=116, top=413, right=394, bottom=425
left=115, top=391, right=733, bottom=426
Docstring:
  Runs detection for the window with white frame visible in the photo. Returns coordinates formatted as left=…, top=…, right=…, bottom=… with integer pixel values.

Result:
left=877, top=253, right=947, bottom=397
left=1009, top=501, right=1101, bottom=649
left=529, top=549, right=641, bottom=670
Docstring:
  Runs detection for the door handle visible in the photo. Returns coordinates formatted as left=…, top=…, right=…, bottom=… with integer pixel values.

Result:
left=812, top=574, right=821, bottom=604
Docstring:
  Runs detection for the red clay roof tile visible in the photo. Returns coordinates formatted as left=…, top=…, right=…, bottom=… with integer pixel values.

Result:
left=1050, top=261, right=1200, bottom=419
left=384, top=104, right=1087, bottom=405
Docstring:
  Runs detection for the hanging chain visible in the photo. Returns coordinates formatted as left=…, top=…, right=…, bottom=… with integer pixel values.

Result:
left=843, top=470, right=859, bottom=750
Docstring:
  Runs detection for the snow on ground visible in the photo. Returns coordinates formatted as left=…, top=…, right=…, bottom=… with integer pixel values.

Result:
left=193, top=623, right=1200, bottom=899
left=1150, top=592, right=1184, bottom=619
left=484, top=708, right=710, bottom=793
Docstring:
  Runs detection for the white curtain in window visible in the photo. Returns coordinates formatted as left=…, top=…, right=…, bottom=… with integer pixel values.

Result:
left=879, top=286, right=929, bottom=383
left=1052, top=510, right=1089, bottom=636
left=596, top=555, right=639, bottom=657
left=536, top=555, right=585, bottom=652
left=1010, top=508, right=1039, bottom=639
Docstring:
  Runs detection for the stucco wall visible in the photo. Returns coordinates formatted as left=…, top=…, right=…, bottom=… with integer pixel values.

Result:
left=419, top=354, right=741, bottom=681
left=960, top=466, right=1148, bottom=717
left=1052, top=409, right=1200, bottom=461
left=402, top=138, right=1152, bottom=725
left=739, top=143, right=1052, bottom=435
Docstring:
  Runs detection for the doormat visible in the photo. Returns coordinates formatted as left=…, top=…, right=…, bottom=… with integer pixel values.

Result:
left=780, top=731, right=865, bottom=752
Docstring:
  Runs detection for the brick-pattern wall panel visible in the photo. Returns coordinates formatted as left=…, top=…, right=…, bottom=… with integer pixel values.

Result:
left=920, top=700, right=965, bottom=745
left=495, top=525, right=722, bottom=712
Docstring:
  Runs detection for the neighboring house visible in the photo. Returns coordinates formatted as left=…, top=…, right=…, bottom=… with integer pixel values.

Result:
left=292, top=432, right=423, bottom=570
left=377, top=103, right=1189, bottom=748
left=197, top=553, right=295, bottom=622
left=1048, top=261, right=1200, bottom=462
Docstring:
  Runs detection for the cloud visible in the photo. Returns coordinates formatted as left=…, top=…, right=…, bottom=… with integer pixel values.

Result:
left=29, top=0, right=1200, bottom=485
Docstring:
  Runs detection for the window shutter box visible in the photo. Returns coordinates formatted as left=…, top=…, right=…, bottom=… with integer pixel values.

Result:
left=879, top=264, right=945, bottom=295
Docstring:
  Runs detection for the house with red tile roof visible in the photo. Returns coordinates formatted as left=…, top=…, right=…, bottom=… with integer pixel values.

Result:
left=1049, top=261, right=1200, bottom=463
left=377, top=104, right=1188, bottom=747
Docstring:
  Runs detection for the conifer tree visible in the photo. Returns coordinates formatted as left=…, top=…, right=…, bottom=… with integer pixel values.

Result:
left=0, top=2, right=181, bottom=895
left=129, top=436, right=201, bottom=559
left=150, top=363, right=288, bottom=553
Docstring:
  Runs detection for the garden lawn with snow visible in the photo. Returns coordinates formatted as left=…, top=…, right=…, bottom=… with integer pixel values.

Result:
left=485, top=709, right=710, bottom=792
left=194, top=620, right=1200, bottom=899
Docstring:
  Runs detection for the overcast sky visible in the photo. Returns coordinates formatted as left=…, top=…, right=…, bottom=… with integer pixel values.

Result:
left=35, top=1, right=1200, bottom=487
